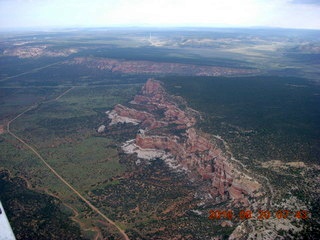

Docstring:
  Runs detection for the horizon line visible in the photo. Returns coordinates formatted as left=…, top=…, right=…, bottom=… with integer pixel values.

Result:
left=1, top=25, right=320, bottom=32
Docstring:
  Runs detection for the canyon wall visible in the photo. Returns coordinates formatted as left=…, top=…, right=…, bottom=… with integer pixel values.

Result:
left=69, top=57, right=258, bottom=77
left=108, top=78, right=262, bottom=206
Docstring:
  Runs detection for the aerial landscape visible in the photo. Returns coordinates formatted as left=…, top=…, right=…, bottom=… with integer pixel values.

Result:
left=0, top=0, right=320, bottom=240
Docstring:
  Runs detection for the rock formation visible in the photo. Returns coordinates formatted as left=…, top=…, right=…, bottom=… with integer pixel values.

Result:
left=107, top=78, right=262, bottom=206
left=69, top=57, right=259, bottom=77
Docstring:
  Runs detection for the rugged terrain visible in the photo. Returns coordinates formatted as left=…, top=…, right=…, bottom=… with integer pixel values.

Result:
left=107, top=79, right=263, bottom=207
left=68, top=57, right=258, bottom=77
left=3, top=45, right=78, bottom=58
left=1, top=29, right=319, bottom=239
left=103, top=79, right=315, bottom=239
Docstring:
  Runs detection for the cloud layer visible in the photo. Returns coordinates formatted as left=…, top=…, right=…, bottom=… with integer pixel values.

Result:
left=0, top=0, right=319, bottom=29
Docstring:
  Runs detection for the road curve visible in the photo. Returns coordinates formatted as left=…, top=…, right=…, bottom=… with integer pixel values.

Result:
left=6, top=87, right=130, bottom=240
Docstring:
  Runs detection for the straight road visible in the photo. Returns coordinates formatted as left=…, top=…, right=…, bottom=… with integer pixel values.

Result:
left=0, top=61, right=62, bottom=82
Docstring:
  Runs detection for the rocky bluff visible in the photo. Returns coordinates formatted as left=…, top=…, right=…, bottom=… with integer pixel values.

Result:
left=107, top=79, right=262, bottom=206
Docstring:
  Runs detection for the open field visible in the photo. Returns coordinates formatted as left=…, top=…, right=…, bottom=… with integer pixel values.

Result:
left=0, top=83, right=141, bottom=239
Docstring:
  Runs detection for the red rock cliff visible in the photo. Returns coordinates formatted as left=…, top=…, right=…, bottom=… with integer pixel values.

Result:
left=109, top=79, right=261, bottom=205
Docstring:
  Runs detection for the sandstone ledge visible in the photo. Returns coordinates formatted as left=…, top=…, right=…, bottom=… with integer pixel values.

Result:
left=107, top=78, right=263, bottom=206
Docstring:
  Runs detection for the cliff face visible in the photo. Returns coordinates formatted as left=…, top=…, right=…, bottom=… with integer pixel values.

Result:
left=108, top=79, right=261, bottom=206
left=69, top=57, right=259, bottom=77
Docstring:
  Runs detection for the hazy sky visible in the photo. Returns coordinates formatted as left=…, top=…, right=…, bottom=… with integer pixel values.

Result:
left=0, top=0, right=319, bottom=30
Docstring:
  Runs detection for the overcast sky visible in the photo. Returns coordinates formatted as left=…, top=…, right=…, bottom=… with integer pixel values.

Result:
left=0, top=0, right=319, bottom=30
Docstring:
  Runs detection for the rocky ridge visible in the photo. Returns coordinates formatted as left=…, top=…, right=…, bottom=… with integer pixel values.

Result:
left=107, top=79, right=263, bottom=206
left=3, top=45, right=77, bottom=58
left=69, top=57, right=258, bottom=76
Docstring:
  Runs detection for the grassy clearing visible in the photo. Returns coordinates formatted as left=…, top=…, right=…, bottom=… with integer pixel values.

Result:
left=0, top=87, right=65, bottom=122
left=11, top=85, right=139, bottom=192
left=43, top=136, right=124, bottom=191
left=1, top=83, right=141, bottom=237
left=8, top=85, right=140, bottom=188
left=57, top=85, right=140, bottom=111
left=11, top=85, right=140, bottom=143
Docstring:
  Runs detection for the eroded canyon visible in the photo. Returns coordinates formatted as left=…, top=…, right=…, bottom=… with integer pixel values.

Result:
left=106, top=79, right=264, bottom=207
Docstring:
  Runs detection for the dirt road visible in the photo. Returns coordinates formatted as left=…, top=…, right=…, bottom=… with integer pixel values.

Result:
left=6, top=87, right=130, bottom=240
